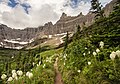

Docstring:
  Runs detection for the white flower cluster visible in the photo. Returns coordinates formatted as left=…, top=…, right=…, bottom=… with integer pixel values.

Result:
left=43, top=64, right=46, bottom=68
left=83, top=53, right=86, bottom=56
left=12, top=72, right=17, bottom=80
left=77, top=70, right=81, bottom=73
left=96, top=48, right=100, bottom=53
left=63, top=53, right=67, bottom=60
left=88, top=62, right=91, bottom=65
left=93, top=52, right=97, bottom=56
left=26, top=72, right=33, bottom=79
left=12, top=70, right=16, bottom=74
left=1, top=74, right=7, bottom=80
left=110, top=50, right=120, bottom=60
left=7, top=77, right=13, bottom=82
left=17, top=70, right=23, bottom=76
left=99, top=41, right=104, bottom=48
left=46, top=57, right=52, bottom=63
left=33, top=62, right=35, bottom=66
left=93, top=48, right=100, bottom=56
left=5, top=70, right=23, bottom=82
left=37, top=61, right=41, bottom=66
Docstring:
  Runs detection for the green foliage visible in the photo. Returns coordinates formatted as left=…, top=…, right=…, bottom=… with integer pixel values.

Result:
left=63, top=31, right=69, bottom=52
left=58, top=3, right=120, bottom=83
left=73, top=25, right=81, bottom=40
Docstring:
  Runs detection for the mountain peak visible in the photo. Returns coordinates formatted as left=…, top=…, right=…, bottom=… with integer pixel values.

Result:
left=60, top=12, right=67, bottom=19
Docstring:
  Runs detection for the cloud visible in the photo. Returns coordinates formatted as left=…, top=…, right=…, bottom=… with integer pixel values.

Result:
left=0, top=0, right=112, bottom=29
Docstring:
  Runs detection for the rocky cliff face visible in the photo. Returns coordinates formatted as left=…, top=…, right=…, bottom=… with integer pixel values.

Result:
left=0, top=0, right=116, bottom=49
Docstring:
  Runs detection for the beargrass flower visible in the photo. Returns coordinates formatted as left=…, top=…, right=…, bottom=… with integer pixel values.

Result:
left=93, top=52, right=97, bottom=56
left=11, top=56, right=14, bottom=58
left=116, top=50, right=120, bottom=57
left=12, top=72, right=17, bottom=78
left=12, top=70, right=16, bottom=74
left=37, top=64, right=39, bottom=66
left=17, top=70, right=23, bottom=76
left=83, top=53, right=86, bottom=56
left=1, top=74, right=7, bottom=80
left=43, top=64, right=46, bottom=68
left=28, top=73, right=33, bottom=79
left=7, top=77, right=13, bottom=82
left=77, top=70, right=81, bottom=73
left=32, top=62, right=35, bottom=66
left=64, top=62, right=65, bottom=65
left=88, top=62, right=91, bottom=65
left=39, top=61, right=41, bottom=65
left=26, top=72, right=30, bottom=77
left=26, top=72, right=33, bottom=79
left=88, top=51, right=90, bottom=54
left=110, top=51, right=116, bottom=61
left=96, top=48, right=100, bottom=53
left=99, top=41, right=104, bottom=48
left=15, top=76, right=18, bottom=80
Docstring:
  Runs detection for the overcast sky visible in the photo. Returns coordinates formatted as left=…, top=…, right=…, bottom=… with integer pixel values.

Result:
left=0, top=0, right=112, bottom=29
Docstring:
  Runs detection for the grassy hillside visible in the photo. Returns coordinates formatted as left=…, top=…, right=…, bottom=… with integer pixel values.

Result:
left=57, top=2, right=120, bottom=84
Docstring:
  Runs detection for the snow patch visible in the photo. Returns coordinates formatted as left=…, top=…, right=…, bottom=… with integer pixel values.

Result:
left=54, top=33, right=67, bottom=36
left=5, top=46, right=23, bottom=49
left=4, top=39, right=28, bottom=45
left=48, top=35, right=52, bottom=38
left=29, top=39, right=34, bottom=43
left=0, top=42, right=3, bottom=45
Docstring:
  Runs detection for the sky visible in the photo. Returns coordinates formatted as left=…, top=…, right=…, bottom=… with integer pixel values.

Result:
left=0, top=0, right=112, bottom=29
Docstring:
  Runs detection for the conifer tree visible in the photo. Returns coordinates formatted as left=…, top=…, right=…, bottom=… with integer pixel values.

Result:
left=90, top=0, right=104, bottom=19
left=73, top=25, right=81, bottom=40
left=63, top=31, right=69, bottom=52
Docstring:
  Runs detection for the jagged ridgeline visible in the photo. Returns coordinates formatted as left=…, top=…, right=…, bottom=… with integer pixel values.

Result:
left=0, top=0, right=117, bottom=49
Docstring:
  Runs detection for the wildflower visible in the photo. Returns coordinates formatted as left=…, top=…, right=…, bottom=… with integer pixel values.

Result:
left=37, top=64, right=39, bottom=66
left=77, top=70, right=81, bottom=73
left=83, top=53, right=86, bottom=56
left=32, top=62, right=35, bottom=66
left=43, top=64, right=46, bottom=68
left=63, top=54, right=67, bottom=58
left=46, top=59, right=49, bottom=62
left=7, top=77, right=13, bottom=82
left=88, top=51, right=90, bottom=54
left=12, top=70, right=16, bottom=74
left=1, top=74, right=7, bottom=80
left=12, top=72, right=17, bottom=78
left=116, top=50, right=120, bottom=57
left=64, top=62, right=65, bottom=65
left=26, top=72, right=30, bottom=77
left=28, top=73, right=33, bottom=79
left=17, top=70, right=23, bottom=76
left=26, top=72, right=33, bottom=79
left=11, top=56, right=14, bottom=58
left=88, top=62, right=91, bottom=65
left=96, top=48, right=100, bottom=53
left=93, top=52, right=97, bottom=56
left=110, top=51, right=116, bottom=61
left=15, top=76, right=18, bottom=80
left=38, top=61, right=41, bottom=65
left=99, top=41, right=104, bottom=48
left=85, top=47, right=87, bottom=49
